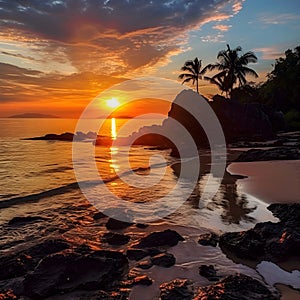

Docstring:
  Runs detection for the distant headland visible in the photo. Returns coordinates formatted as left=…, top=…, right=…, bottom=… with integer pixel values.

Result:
left=9, top=113, right=60, bottom=118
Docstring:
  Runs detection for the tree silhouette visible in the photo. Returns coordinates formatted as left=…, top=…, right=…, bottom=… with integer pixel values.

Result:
left=205, top=44, right=258, bottom=98
left=178, top=57, right=207, bottom=94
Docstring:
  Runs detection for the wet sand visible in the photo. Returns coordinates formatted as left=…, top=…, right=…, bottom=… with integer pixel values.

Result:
left=227, top=159, right=300, bottom=299
left=227, top=160, right=300, bottom=204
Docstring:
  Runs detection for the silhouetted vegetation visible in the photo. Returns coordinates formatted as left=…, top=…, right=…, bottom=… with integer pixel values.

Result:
left=179, top=45, right=258, bottom=98
left=232, top=46, right=300, bottom=130
left=205, top=44, right=258, bottom=98
left=179, top=45, right=300, bottom=131
left=178, top=57, right=207, bottom=94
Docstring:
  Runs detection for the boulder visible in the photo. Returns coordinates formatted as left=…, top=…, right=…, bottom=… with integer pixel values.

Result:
left=92, top=212, right=106, bottom=220
left=126, top=249, right=149, bottom=261
left=0, top=239, right=70, bottom=280
left=102, top=233, right=130, bottom=246
left=160, top=279, right=194, bottom=300
left=133, top=229, right=184, bottom=248
left=198, top=233, right=219, bottom=247
left=122, top=275, right=153, bottom=287
left=137, top=260, right=153, bottom=270
left=199, top=265, right=220, bottom=281
left=23, top=250, right=128, bottom=299
left=151, top=253, right=176, bottom=268
left=132, top=275, right=153, bottom=286
left=194, top=274, right=278, bottom=299
left=135, top=223, right=149, bottom=229
left=0, top=253, right=32, bottom=280
left=219, top=203, right=300, bottom=262
left=105, top=218, right=133, bottom=230
left=268, top=203, right=300, bottom=226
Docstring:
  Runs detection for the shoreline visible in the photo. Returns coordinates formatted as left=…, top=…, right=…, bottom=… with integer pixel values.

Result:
left=0, top=146, right=299, bottom=299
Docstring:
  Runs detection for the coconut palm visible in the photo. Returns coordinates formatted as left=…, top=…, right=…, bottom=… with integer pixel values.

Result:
left=205, top=44, right=258, bottom=98
left=178, top=57, right=207, bottom=94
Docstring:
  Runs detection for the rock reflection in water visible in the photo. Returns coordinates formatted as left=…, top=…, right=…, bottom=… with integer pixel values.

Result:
left=171, top=156, right=257, bottom=226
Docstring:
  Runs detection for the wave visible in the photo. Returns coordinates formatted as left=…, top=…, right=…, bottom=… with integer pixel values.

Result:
left=0, top=158, right=184, bottom=210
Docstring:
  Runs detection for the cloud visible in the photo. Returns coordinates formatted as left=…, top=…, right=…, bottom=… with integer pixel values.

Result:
left=0, top=62, right=126, bottom=116
left=0, top=0, right=246, bottom=115
left=232, top=0, right=244, bottom=14
left=201, top=34, right=225, bottom=43
left=253, top=47, right=284, bottom=60
left=0, top=0, right=245, bottom=75
left=259, top=13, right=300, bottom=25
left=212, top=24, right=232, bottom=32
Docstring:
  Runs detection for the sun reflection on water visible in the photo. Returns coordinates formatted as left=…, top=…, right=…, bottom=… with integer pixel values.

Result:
left=111, top=117, right=117, bottom=140
left=109, top=145, right=119, bottom=172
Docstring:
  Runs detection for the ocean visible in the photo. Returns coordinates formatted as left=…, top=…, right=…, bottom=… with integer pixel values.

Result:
left=1, top=118, right=299, bottom=299
left=0, top=118, right=275, bottom=231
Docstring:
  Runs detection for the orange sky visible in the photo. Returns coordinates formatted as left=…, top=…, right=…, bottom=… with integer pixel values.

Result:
left=0, top=1, right=299, bottom=118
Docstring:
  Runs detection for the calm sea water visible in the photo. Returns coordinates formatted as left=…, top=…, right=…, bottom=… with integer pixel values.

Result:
left=0, top=118, right=275, bottom=232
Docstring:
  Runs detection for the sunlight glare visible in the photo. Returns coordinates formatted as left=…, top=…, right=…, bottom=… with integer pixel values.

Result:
left=106, top=98, right=120, bottom=108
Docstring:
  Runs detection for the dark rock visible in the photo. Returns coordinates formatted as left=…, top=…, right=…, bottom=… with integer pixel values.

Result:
left=132, top=275, right=153, bottom=286
left=211, top=95, right=276, bottom=142
left=25, top=239, right=70, bottom=257
left=137, top=260, right=153, bottom=270
left=26, top=131, right=98, bottom=142
left=105, top=218, right=133, bottom=230
left=102, top=232, right=130, bottom=245
left=160, top=279, right=194, bottom=300
left=147, top=248, right=164, bottom=257
left=219, top=203, right=300, bottom=262
left=93, top=212, right=106, bottom=220
left=194, top=274, right=278, bottom=299
left=133, top=229, right=184, bottom=248
left=151, top=253, right=176, bottom=268
left=27, top=132, right=75, bottom=141
left=235, top=147, right=300, bottom=162
left=0, top=290, right=17, bottom=300
left=8, top=216, right=48, bottom=226
left=0, top=239, right=70, bottom=280
left=135, top=223, right=149, bottom=229
left=126, top=249, right=149, bottom=261
left=219, top=229, right=265, bottom=260
left=198, top=233, right=219, bottom=247
left=199, top=265, right=220, bottom=281
left=0, top=253, right=32, bottom=280
left=122, top=275, right=153, bottom=287
left=268, top=203, right=300, bottom=226
left=98, top=90, right=281, bottom=149
left=78, top=289, right=130, bottom=300
left=23, top=250, right=128, bottom=299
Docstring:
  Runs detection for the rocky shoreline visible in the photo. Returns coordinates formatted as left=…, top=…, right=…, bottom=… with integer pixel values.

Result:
left=1, top=202, right=299, bottom=299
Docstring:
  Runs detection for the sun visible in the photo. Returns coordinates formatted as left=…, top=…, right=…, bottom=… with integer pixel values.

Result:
left=106, top=98, right=120, bottom=108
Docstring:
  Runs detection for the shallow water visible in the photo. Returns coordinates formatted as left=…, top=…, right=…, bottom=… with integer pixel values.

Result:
left=0, top=118, right=278, bottom=243
left=0, top=118, right=299, bottom=299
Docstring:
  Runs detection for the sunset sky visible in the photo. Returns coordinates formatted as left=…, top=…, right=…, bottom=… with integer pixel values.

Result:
left=0, top=0, right=299, bottom=118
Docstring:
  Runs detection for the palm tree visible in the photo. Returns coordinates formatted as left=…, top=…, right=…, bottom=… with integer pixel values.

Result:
left=205, top=44, right=258, bottom=98
left=178, top=57, right=207, bottom=94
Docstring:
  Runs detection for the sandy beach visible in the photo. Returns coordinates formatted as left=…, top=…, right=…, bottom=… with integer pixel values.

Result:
left=228, top=160, right=300, bottom=204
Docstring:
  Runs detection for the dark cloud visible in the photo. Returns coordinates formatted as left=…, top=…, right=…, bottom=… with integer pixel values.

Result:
left=0, top=0, right=243, bottom=74
left=0, top=0, right=231, bottom=40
